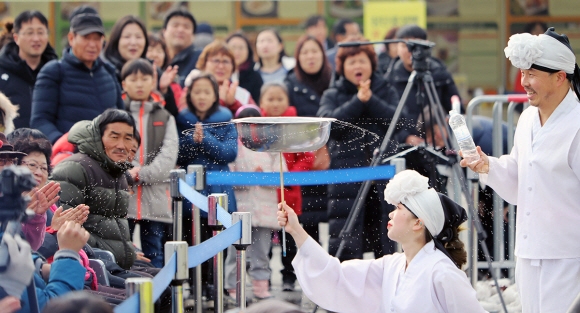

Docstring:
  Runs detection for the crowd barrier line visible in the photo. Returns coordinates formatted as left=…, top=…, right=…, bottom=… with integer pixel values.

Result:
left=113, top=164, right=397, bottom=312
left=185, top=165, right=395, bottom=187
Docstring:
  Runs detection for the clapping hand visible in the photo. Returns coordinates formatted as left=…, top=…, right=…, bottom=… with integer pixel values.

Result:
left=51, top=204, right=90, bottom=231
left=159, top=65, right=179, bottom=94
left=27, top=181, right=61, bottom=215
left=193, top=122, right=204, bottom=143
left=219, top=80, right=238, bottom=106
left=357, top=79, right=372, bottom=103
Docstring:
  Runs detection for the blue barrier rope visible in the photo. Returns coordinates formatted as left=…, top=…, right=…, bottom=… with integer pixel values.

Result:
left=185, top=165, right=395, bottom=186
left=114, top=293, right=138, bottom=313
left=113, top=223, right=242, bottom=313
left=188, top=221, right=242, bottom=268
left=179, top=179, right=232, bottom=228
left=115, top=165, right=397, bottom=312
left=152, top=252, right=177, bottom=301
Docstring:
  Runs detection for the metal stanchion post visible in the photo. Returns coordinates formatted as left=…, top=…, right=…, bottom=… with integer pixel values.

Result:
left=208, top=193, right=227, bottom=313
left=232, top=212, right=252, bottom=309
left=165, top=241, right=189, bottom=313
left=390, top=158, right=406, bottom=253
left=126, top=277, right=154, bottom=313
left=170, top=169, right=186, bottom=242
left=187, top=165, right=205, bottom=313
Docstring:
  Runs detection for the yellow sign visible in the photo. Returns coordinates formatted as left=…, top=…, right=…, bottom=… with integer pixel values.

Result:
left=363, top=1, right=427, bottom=42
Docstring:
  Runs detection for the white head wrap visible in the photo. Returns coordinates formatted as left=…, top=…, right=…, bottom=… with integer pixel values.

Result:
left=505, top=32, right=576, bottom=74
left=384, top=170, right=444, bottom=237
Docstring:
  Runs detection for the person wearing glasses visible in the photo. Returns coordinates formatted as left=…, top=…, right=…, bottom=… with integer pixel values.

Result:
left=6, top=128, right=89, bottom=251
left=184, top=40, right=256, bottom=115
left=0, top=10, right=57, bottom=129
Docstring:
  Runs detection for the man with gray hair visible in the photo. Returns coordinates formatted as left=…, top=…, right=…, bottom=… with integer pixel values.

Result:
left=462, top=27, right=580, bottom=312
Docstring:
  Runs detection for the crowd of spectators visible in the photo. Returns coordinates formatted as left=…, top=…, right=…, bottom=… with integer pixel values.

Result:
left=0, top=5, right=497, bottom=312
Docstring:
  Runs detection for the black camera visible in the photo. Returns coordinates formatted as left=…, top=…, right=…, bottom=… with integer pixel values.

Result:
left=0, top=166, right=37, bottom=230
left=0, top=166, right=37, bottom=272
left=406, top=39, right=435, bottom=73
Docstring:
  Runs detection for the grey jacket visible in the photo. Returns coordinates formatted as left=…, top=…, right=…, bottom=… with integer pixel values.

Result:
left=126, top=99, right=178, bottom=223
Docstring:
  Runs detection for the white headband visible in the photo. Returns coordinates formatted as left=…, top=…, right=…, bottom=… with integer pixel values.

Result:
left=384, top=170, right=445, bottom=237
left=504, top=33, right=576, bottom=74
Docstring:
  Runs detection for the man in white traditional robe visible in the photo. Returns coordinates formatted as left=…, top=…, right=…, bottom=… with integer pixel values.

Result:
left=462, top=27, right=580, bottom=313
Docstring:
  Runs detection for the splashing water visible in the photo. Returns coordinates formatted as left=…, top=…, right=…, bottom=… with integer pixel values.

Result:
left=180, top=118, right=391, bottom=154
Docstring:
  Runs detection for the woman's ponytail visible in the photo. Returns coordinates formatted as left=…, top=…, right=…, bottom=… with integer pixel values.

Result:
left=444, top=226, right=467, bottom=269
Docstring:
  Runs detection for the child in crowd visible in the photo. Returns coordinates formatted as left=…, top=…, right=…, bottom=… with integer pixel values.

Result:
left=147, top=33, right=182, bottom=115
left=121, top=58, right=178, bottom=268
left=176, top=71, right=237, bottom=297
left=224, top=105, right=286, bottom=300
left=259, top=83, right=314, bottom=291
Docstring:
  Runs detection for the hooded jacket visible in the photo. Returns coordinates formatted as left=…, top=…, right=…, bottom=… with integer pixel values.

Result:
left=50, top=118, right=135, bottom=269
left=30, top=48, right=124, bottom=143
left=0, top=41, right=57, bottom=129
left=125, top=95, right=178, bottom=223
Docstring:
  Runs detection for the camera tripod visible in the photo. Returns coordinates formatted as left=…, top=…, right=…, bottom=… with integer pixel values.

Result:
left=314, top=39, right=508, bottom=313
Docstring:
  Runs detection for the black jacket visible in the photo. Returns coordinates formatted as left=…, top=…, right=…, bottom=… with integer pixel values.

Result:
left=0, top=41, right=57, bottom=129
left=317, top=73, right=399, bottom=259
left=170, top=44, right=201, bottom=87
left=285, top=72, right=323, bottom=117
left=238, top=65, right=263, bottom=105
left=51, top=118, right=135, bottom=269
left=377, top=53, right=396, bottom=77
left=30, top=49, right=124, bottom=143
left=384, top=57, right=460, bottom=141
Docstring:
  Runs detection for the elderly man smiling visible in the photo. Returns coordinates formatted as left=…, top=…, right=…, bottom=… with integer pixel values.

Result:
left=50, top=109, right=137, bottom=269
left=463, top=27, right=580, bottom=313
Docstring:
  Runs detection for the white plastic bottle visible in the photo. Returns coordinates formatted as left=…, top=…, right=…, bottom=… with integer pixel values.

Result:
left=448, top=110, right=480, bottom=164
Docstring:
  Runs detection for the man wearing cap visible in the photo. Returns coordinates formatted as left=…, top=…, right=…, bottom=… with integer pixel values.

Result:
left=30, top=13, right=123, bottom=144
left=463, top=28, right=580, bottom=312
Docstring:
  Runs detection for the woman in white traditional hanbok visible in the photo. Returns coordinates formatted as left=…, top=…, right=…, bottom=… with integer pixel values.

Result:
left=277, top=170, right=487, bottom=313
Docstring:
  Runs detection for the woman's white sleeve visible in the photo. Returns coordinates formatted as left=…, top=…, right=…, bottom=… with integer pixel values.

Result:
left=292, top=237, right=385, bottom=313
